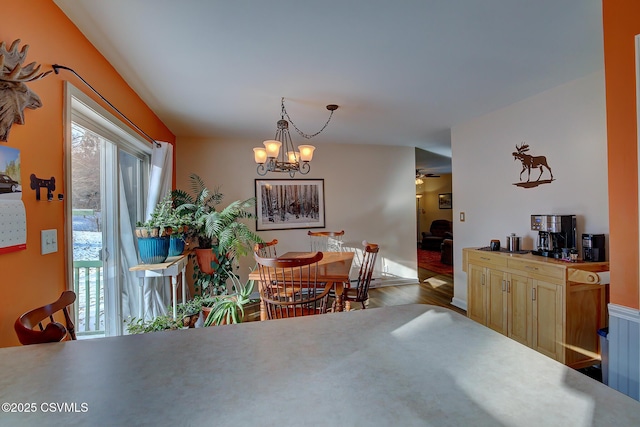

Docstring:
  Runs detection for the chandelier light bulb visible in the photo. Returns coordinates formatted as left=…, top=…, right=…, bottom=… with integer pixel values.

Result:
left=253, top=147, right=267, bottom=164
left=263, top=140, right=281, bottom=158
left=298, top=145, right=315, bottom=162
left=287, top=151, right=300, bottom=163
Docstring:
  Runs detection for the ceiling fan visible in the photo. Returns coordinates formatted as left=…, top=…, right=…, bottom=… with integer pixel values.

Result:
left=415, top=169, right=440, bottom=184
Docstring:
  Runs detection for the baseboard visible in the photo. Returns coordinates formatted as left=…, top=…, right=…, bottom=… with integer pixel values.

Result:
left=451, top=297, right=467, bottom=312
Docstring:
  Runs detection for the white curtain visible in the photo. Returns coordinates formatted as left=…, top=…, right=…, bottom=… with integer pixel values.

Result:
left=120, top=141, right=174, bottom=323
left=143, top=141, right=174, bottom=319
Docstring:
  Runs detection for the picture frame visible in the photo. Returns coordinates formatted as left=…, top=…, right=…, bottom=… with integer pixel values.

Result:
left=438, top=192, right=452, bottom=209
left=255, top=179, right=325, bottom=231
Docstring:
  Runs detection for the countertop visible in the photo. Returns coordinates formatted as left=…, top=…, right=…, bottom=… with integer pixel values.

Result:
left=0, top=304, right=637, bottom=426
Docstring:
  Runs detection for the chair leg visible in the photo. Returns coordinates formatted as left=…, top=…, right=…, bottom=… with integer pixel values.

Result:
left=345, top=301, right=351, bottom=312
left=361, top=301, right=366, bottom=309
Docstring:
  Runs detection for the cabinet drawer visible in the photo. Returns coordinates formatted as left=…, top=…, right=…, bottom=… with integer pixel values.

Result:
left=467, top=251, right=508, bottom=268
left=508, top=258, right=564, bottom=280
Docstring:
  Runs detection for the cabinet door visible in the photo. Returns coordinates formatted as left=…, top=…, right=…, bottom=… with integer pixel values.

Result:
left=532, top=280, right=563, bottom=362
left=467, top=263, right=487, bottom=325
left=486, top=268, right=507, bottom=334
left=507, top=273, right=531, bottom=346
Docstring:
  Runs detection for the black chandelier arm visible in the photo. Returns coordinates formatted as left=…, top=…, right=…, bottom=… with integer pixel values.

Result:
left=299, top=162, right=311, bottom=174
left=52, top=64, right=161, bottom=148
left=256, top=163, right=269, bottom=176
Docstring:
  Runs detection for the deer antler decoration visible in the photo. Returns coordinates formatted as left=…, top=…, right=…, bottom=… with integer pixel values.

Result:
left=0, top=39, right=52, bottom=141
left=515, top=143, right=530, bottom=154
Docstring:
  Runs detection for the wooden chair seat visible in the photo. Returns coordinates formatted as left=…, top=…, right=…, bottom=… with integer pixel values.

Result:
left=14, top=290, right=77, bottom=345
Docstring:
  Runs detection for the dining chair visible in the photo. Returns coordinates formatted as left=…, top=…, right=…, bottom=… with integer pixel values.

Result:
left=344, top=242, right=379, bottom=310
left=14, top=290, right=77, bottom=345
left=308, top=230, right=345, bottom=252
left=254, top=238, right=278, bottom=258
left=254, top=251, right=332, bottom=319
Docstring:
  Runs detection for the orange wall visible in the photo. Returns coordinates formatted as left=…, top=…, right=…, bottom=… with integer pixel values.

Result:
left=603, top=0, right=640, bottom=309
left=0, top=0, right=175, bottom=347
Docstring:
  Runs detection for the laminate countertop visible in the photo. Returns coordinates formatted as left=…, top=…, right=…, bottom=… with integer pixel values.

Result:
left=1, top=304, right=638, bottom=426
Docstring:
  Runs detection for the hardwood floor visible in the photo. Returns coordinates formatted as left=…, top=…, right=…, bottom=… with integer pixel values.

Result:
left=363, top=268, right=465, bottom=316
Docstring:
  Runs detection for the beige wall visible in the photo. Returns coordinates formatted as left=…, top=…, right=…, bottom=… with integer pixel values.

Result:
left=451, top=71, right=608, bottom=309
left=176, top=137, right=418, bottom=286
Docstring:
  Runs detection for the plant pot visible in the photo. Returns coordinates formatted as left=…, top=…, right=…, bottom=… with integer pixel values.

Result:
left=169, top=235, right=185, bottom=256
left=195, top=248, right=218, bottom=274
left=137, top=236, right=170, bottom=264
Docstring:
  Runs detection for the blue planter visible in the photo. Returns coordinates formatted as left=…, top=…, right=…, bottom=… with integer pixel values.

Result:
left=138, top=236, right=170, bottom=264
left=169, top=235, right=185, bottom=257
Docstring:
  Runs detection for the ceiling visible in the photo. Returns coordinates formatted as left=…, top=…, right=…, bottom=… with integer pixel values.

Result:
left=53, top=0, right=604, bottom=174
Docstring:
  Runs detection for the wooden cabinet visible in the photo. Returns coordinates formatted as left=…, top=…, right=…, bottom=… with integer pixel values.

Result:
left=463, top=248, right=608, bottom=368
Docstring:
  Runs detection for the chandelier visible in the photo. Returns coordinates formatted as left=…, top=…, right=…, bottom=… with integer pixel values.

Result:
left=253, top=97, right=338, bottom=177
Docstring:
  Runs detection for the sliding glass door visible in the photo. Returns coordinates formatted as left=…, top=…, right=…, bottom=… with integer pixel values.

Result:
left=66, top=84, right=151, bottom=337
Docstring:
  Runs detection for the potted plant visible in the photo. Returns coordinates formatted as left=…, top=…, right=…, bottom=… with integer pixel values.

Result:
left=203, top=276, right=255, bottom=326
left=135, top=192, right=175, bottom=263
left=172, top=174, right=262, bottom=296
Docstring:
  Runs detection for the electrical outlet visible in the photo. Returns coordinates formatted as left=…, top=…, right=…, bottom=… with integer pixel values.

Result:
left=41, top=229, right=58, bottom=255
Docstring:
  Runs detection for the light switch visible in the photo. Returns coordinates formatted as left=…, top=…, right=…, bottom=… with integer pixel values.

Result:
left=460, top=212, right=465, bottom=222
left=41, top=229, right=58, bottom=255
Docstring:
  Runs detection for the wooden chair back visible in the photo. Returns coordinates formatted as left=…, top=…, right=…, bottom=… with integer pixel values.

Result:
left=254, top=239, right=278, bottom=258
left=254, top=251, right=331, bottom=319
left=14, top=290, right=77, bottom=345
left=345, top=242, right=379, bottom=310
left=308, top=230, right=345, bottom=252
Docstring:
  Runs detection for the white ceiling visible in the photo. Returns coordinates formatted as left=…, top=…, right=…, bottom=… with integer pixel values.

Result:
left=53, top=0, right=604, bottom=173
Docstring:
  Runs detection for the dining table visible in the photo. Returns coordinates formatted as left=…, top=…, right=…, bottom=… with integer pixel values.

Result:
left=1, top=304, right=639, bottom=426
left=248, top=251, right=355, bottom=320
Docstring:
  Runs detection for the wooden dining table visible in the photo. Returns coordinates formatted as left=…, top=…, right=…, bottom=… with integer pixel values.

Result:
left=248, top=251, right=355, bottom=320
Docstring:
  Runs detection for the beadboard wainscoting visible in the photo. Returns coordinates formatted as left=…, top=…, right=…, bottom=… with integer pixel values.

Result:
left=608, top=304, right=640, bottom=400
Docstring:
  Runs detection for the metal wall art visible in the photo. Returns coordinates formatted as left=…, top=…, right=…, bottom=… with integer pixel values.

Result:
left=512, top=143, right=554, bottom=188
left=0, top=39, right=51, bottom=142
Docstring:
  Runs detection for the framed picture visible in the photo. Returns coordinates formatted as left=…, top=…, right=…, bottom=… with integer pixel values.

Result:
left=438, top=192, right=452, bottom=209
left=255, top=179, right=325, bottom=231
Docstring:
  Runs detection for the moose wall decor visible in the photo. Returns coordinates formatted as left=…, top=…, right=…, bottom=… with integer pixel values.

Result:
left=512, top=143, right=554, bottom=189
left=0, top=39, right=52, bottom=142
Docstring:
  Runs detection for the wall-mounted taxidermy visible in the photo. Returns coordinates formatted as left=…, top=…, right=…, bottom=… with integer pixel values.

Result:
left=512, top=143, right=554, bottom=188
left=0, top=39, right=51, bottom=142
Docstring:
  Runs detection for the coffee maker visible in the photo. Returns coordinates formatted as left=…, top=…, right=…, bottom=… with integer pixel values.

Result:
left=582, top=234, right=606, bottom=262
left=531, top=214, right=577, bottom=258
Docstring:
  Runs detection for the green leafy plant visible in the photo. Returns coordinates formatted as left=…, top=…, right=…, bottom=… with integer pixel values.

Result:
left=172, top=173, right=262, bottom=296
left=204, top=273, right=255, bottom=326
left=135, top=192, right=176, bottom=237
left=125, top=314, right=182, bottom=334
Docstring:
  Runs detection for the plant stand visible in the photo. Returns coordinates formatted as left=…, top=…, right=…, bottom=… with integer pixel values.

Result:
left=129, top=250, right=191, bottom=321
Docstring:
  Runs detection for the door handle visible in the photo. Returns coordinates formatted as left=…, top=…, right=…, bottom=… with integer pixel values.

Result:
left=532, top=288, right=536, bottom=301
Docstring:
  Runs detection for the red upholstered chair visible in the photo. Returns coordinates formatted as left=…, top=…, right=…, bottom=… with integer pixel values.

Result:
left=421, top=220, right=452, bottom=251
left=14, top=290, right=77, bottom=345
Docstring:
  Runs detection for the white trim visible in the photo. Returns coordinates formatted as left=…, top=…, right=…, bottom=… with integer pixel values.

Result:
left=609, top=303, right=640, bottom=323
